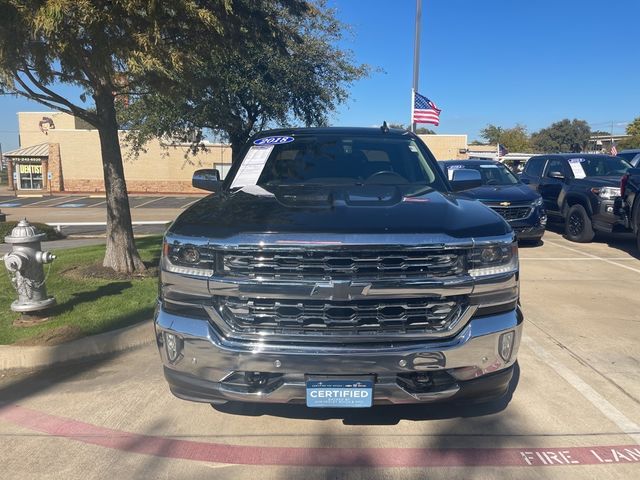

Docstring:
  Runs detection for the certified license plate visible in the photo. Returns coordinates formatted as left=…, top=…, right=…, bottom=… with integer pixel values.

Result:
left=306, top=379, right=373, bottom=408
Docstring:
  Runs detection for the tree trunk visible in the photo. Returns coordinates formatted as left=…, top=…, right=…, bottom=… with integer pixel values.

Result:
left=230, top=137, right=244, bottom=165
left=95, top=91, right=146, bottom=273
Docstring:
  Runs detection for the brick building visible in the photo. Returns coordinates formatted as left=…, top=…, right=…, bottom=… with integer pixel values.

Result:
left=4, top=111, right=469, bottom=194
left=4, top=112, right=232, bottom=194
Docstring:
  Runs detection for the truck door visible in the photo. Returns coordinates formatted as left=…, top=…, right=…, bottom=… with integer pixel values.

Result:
left=521, top=156, right=546, bottom=191
left=539, top=158, right=567, bottom=214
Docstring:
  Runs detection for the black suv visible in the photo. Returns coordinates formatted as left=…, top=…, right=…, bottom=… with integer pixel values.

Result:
left=520, top=154, right=631, bottom=242
left=439, top=159, right=546, bottom=243
left=618, top=149, right=640, bottom=168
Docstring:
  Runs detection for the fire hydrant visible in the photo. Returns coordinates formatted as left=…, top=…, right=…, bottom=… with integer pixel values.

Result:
left=3, top=219, right=56, bottom=313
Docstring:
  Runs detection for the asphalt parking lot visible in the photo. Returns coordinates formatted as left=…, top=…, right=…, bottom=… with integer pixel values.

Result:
left=0, top=194, right=201, bottom=210
left=1, top=229, right=639, bottom=479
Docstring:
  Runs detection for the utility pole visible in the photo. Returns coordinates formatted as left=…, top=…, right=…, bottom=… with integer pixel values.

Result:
left=411, top=0, right=422, bottom=133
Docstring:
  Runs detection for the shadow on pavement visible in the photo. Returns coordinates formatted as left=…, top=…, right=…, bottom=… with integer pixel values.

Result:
left=213, top=364, right=520, bottom=426
left=0, top=352, right=124, bottom=405
left=545, top=222, right=639, bottom=258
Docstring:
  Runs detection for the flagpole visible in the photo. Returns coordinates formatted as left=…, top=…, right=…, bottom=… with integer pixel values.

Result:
left=411, top=0, right=422, bottom=133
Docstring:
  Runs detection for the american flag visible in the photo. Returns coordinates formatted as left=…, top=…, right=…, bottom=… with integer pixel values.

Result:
left=611, top=143, right=618, bottom=156
left=412, top=91, right=441, bottom=126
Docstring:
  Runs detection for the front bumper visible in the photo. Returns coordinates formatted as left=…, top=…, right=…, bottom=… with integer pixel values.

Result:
left=593, top=199, right=629, bottom=233
left=155, top=304, right=523, bottom=405
left=511, top=209, right=546, bottom=241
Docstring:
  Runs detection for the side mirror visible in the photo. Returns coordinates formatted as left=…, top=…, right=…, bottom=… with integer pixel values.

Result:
left=450, top=169, right=482, bottom=192
left=547, top=171, right=565, bottom=180
left=192, top=169, right=221, bottom=192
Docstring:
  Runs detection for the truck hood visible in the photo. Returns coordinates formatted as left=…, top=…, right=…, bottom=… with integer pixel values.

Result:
left=570, top=176, right=623, bottom=188
left=169, top=184, right=510, bottom=239
left=457, top=183, right=539, bottom=203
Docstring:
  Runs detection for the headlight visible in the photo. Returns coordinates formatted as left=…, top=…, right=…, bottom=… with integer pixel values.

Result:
left=532, top=197, right=543, bottom=207
left=591, top=187, right=621, bottom=200
left=163, top=241, right=215, bottom=277
left=467, top=243, right=518, bottom=277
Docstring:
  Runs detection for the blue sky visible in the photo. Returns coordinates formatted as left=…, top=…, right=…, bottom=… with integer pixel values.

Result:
left=1, top=0, right=639, bottom=151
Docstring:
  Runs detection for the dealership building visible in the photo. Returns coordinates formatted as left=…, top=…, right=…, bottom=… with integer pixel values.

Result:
left=4, top=111, right=469, bottom=194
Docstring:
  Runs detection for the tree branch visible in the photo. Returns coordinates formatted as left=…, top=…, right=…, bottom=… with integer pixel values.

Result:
left=17, top=68, right=99, bottom=125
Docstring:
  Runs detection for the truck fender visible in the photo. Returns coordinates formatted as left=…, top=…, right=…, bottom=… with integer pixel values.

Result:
left=562, top=194, right=593, bottom=218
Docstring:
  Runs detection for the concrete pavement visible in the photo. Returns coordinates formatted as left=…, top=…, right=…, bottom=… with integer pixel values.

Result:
left=0, top=230, right=639, bottom=479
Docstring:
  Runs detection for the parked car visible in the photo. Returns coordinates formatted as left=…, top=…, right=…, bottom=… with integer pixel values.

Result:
left=439, top=159, right=546, bottom=244
left=520, top=154, right=631, bottom=242
left=618, top=149, right=640, bottom=168
left=155, top=127, right=522, bottom=408
left=619, top=167, right=640, bottom=251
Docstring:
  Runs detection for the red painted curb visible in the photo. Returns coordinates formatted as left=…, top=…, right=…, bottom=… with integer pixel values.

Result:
left=1, top=404, right=639, bottom=468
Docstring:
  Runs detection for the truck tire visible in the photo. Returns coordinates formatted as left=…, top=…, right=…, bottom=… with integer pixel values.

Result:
left=565, top=204, right=594, bottom=243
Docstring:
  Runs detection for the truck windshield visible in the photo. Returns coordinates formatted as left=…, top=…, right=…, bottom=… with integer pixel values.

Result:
left=233, top=135, right=446, bottom=190
left=572, top=156, right=631, bottom=177
left=442, top=163, right=519, bottom=186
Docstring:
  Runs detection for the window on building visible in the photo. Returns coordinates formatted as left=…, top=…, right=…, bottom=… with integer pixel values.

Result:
left=18, top=163, right=43, bottom=190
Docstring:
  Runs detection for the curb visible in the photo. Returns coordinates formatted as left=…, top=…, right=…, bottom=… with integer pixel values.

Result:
left=0, top=320, right=154, bottom=372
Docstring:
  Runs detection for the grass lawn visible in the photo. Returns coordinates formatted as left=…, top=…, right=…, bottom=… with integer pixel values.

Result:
left=0, top=236, right=162, bottom=345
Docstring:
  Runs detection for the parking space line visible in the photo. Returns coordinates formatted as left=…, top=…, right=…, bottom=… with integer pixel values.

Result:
left=522, top=335, right=640, bottom=444
left=90, top=200, right=107, bottom=207
left=133, top=196, right=166, bottom=208
left=180, top=199, right=199, bottom=209
left=48, top=196, right=89, bottom=207
left=544, top=240, right=640, bottom=274
left=23, top=196, right=73, bottom=206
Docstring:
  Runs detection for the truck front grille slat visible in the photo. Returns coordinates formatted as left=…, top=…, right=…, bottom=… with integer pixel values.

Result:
left=216, top=296, right=463, bottom=336
left=222, top=249, right=464, bottom=280
left=489, top=206, right=531, bottom=221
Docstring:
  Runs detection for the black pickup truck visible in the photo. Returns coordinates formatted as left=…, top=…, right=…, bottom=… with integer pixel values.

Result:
left=619, top=167, right=640, bottom=251
left=155, top=127, right=522, bottom=408
left=520, top=154, right=631, bottom=242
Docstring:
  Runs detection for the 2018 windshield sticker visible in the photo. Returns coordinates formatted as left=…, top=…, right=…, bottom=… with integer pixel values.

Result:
left=253, top=136, right=294, bottom=146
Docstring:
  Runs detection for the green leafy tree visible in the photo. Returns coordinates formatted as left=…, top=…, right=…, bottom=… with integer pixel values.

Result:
left=0, top=0, right=308, bottom=272
left=619, top=117, right=640, bottom=149
left=480, top=125, right=504, bottom=144
left=480, top=124, right=530, bottom=152
left=121, top=1, right=369, bottom=163
left=530, top=119, right=591, bottom=153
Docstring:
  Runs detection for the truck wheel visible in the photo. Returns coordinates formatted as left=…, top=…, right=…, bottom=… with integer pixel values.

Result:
left=565, top=204, right=594, bottom=243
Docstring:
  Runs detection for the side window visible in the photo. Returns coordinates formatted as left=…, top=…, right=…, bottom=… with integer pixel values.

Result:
left=524, top=157, right=545, bottom=178
left=544, top=159, right=566, bottom=177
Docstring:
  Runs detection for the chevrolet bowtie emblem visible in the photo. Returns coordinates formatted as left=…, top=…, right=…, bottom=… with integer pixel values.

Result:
left=310, top=281, right=371, bottom=300
left=499, top=201, right=511, bottom=206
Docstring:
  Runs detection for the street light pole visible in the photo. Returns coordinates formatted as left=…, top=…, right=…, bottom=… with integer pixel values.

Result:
left=411, top=0, right=423, bottom=133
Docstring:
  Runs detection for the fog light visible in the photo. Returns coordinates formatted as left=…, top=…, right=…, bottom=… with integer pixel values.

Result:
left=165, top=332, right=180, bottom=362
left=499, top=331, right=515, bottom=362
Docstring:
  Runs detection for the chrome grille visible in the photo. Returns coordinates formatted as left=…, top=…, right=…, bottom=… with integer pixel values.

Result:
left=221, top=249, right=464, bottom=280
left=216, top=296, right=464, bottom=336
left=489, top=206, right=531, bottom=221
